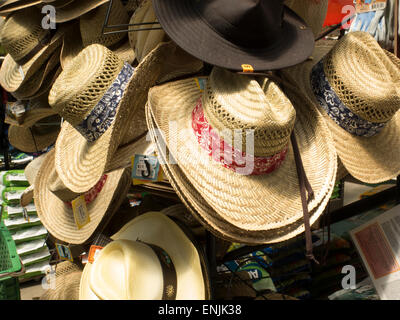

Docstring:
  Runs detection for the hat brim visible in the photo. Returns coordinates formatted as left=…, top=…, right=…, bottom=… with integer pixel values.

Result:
left=146, top=106, right=334, bottom=244
left=0, top=0, right=41, bottom=14
left=153, top=1, right=314, bottom=71
left=282, top=44, right=400, bottom=184
left=34, top=149, right=132, bottom=244
left=54, top=41, right=173, bottom=193
left=8, top=122, right=60, bottom=153
left=55, top=0, right=109, bottom=23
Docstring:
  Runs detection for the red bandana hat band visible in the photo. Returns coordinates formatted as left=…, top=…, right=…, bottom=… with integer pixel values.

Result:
left=192, top=98, right=288, bottom=176
left=64, top=174, right=108, bottom=208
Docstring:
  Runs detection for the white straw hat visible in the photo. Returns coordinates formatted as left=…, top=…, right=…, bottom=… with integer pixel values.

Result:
left=79, top=210, right=210, bottom=300
left=282, top=31, right=400, bottom=183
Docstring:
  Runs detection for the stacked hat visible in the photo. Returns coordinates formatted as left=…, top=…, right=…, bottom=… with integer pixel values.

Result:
left=281, top=31, right=400, bottom=183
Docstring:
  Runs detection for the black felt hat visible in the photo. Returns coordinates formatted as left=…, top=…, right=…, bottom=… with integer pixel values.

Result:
left=152, top=0, right=315, bottom=72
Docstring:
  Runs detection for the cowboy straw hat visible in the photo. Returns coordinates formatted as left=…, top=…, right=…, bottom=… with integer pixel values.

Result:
left=60, top=1, right=135, bottom=70
left=281, top=31, right=400, bottom=184
left=8, top=114, right=61, bottom=153
left=49, top=41, right=173, bottom=194
left=145, top=67, right=337, bottom=243
left=128, top=0, right=166, bottom=63
left=285, top=0, right=329, bottom=38
left=20, top=151, right=48, bottom=207
left=146, top=104, right=335, bottom=244
left=152, top=0, right=315, bottom=72
left=40, top=261, right=83, bottom=300
left=54, top=0, right=109, bottom=23
left=34, top=148, right=132, bottom=244
left=79, top=210, right=211, bottom=300
left=0, top=7, right=67, bottom=94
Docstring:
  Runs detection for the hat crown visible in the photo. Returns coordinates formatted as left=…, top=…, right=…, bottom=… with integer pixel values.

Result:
left=49, top=44, right=124, bottom=126
left=80, top=0, right=129, bottom=48
left=194, top=0, right=285, bottom=48
left=89, top=240, right=165, bottom=300
left=203, top=67, right=295, bottom=157
left=0, top=7, right=49, bottom=63
left=324, top=31, right=400, bottom=123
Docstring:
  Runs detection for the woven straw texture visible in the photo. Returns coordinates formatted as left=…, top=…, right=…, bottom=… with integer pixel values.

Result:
left=324, top=32, right=400, bottom=123
left=146, top=104, right=335, bottom=244
left=128, top=0, right=166, bottom=63
left=0, top=22, right=64, bottom=93
left=40, top=261, right=83, bottom=300
left=0, top=6, right=48, bottom=62
left=55, top=0, right=109, bottom=23
left=53, top=41, right=173, bottom=193
left=203, top=68, right=295, bottom=157
left=8, top=117, right=60, bottom=153
left=0, top=0, right=41, bottom=14
left=145, top=70, right=337, bottom=242
left=34, top=149, right=132, bottom=244
left=124, top=0, right=144, bottom=13
left=80, top=0, right=129, bottom=48
left=282, top=32, right=400, bottom=184
left=285, top=0, right=328, bottom=37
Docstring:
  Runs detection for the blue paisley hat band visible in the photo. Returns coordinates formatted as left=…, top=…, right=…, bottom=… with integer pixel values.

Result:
left=310, top=60, right=388, bottom=138
left=75, top=63, right=135, bottom=142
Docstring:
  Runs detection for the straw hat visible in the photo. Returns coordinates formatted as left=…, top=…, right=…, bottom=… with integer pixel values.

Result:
left=8, top=114, right=61, bottom=153
left=285, top=0, right=329, bottom=37
left=54, top=0, right=109, bottom=23
left=49, top=41, right=172, bottom=194
left=0, top=7, right=66, bottom=94
left=34, top=149, right=132, bottom=244
left=147, top=110, right=335, bottom=244
left=40, top=261, right=83, bottom=300
left=60, top=1, right=135, bottom=69
left=282, top=31, right=400, bottom=184
left=145, top=67, right=337, bottom=243
left=128, top=0, right=166, bottom=63
left=79, top=210, right=211, bottom=300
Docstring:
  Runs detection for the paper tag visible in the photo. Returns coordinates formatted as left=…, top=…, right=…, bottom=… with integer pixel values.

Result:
left=88, top=245, right=104, bottom=264
left=241, top=64, right=254, bottom=73
left=356, top=0, right=386, bottom=13
left=55, top=243, right=73, bottom=262
left=131, top=154, right=161, bottom=185
left=194, top=77, right=207, bottom=92
left=71, top=195, right=90, bottom=229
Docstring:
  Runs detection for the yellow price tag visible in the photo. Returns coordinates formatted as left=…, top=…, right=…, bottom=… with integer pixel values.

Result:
left=241, top=64, right=254, bottom=73
left=71, top=195, right=90, bottom=229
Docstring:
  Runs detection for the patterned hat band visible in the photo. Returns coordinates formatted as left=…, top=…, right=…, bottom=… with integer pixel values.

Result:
left=64, top=174, right=108, bottom=208
left=192, top=98, right=288, bottom=176
left=310, top=60, right=388, bottom=138
left=75, top=63, right=135, bottom=142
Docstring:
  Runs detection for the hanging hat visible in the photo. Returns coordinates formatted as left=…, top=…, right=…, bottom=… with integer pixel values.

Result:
left=145, top=67, right=337, bottom=244
left=152, top=0, right=315, bottom=72
left=79, top=210, right=211, bottom=300
left=282, top=31, right=400, bottom=184
left=34, top=148, right=132, bottom=244
left=49, top=41, right=171, bottom=194
left=285, top=0, right=329, bottom=37
left=124, top=0, right=144, bottom=14
left=0, top=7, right=66, bottom=94
left=8, top=114, right=61, bottom=153
left=128, top=0, right=166, bottom=63
left=40, top=261, right=83, bottom=300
